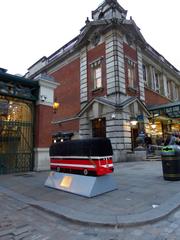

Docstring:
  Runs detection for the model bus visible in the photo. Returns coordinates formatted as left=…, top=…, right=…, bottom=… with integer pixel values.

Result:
left=49, top=138, right=114, bottom=176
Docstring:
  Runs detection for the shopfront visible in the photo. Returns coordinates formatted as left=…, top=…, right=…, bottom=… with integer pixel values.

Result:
left=147, top=102, right=180, bottom=145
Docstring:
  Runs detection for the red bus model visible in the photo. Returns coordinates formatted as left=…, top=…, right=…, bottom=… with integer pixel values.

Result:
left=49, top=138, right=114, bottom=176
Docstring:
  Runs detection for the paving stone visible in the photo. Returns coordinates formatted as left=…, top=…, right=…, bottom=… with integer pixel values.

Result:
left=0, top=229, right=15, bottom=237
left=12, top=225, right=31, bottom=236
left=131, top=229, right=144, bottom=236
left=14, top=232, right=32, bottom=240
left=1, top=162, right=180, bottom=239
left=0, top=236, right=13, bottom=240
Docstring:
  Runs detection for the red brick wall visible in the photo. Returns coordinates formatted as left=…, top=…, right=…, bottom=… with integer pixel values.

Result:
left=52, top=119, right=79, bottom=134
left=123, top=43, right=137, bottom=60
left=87, top=43, right=107, bottom=100
left=145, top=88, right=171, bottom=105
left=50, top=58, right=80, bottom=135
left=35, top=105, right=53, bottom=148
left=123, top=43, right=139, bottom=97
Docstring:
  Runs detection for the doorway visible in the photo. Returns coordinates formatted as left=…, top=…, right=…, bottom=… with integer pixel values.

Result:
left=131, top=127, right=139, bottom=150
left=92, top=118, right=106, bottom=138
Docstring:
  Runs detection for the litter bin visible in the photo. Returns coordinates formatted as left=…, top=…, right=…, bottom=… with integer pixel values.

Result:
left=161, top=145, right=180, bottom=181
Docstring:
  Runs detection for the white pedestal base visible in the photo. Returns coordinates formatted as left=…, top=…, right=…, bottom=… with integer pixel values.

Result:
left=44, top=172, right=118, bottom=198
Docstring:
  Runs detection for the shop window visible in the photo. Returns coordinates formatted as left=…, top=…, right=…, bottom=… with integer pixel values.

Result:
left=0, top=97, right=32, bottom=122
left=91, top=59, right=102, bottom=90
left=127, top=59, right=137, bottom=89
left=0, top=99, right=8, bottom=118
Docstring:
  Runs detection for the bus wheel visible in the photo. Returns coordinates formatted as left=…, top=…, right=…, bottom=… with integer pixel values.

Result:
left=57, top=167, right=61, bottom=172
left=83, top=169, right=88, bottom=176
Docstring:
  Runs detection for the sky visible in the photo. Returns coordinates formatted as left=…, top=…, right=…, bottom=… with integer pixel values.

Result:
left=0, top=0, right=180, bottom=75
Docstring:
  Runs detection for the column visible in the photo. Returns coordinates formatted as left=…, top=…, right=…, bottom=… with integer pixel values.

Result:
left=34, top=75, right=59, bottom=171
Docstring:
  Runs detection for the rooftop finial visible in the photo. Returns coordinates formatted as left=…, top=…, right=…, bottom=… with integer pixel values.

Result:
left=85, top=17, right=90, bottom=25
left=106, top=0, right=117, bottom=6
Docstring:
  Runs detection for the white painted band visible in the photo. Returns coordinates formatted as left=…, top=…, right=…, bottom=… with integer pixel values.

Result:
left=50, top=155, right=112, bottom=159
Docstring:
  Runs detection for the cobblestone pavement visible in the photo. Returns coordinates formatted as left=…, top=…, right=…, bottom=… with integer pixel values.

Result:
left=1, top=161, right=180, bottom=219
left=1, top=191, right=180, bottom=240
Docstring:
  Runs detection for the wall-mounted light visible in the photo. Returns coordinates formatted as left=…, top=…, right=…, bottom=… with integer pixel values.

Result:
left=151, top=121, right=156, bottom=129
left=130, top=117, right=138, bottom=126
left=111, top=113, right=116, bottom=119
left=53, top=98, right=59, bottom=113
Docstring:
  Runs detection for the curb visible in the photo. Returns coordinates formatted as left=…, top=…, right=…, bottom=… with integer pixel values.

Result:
left=0, top=186, right=180, bottom=227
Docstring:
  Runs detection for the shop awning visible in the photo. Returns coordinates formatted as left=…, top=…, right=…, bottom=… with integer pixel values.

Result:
left=148, top=101, right=180, bottom=118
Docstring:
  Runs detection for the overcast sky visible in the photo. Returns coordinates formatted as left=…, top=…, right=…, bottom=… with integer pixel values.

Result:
left=0, top=0, right=179, bottom=75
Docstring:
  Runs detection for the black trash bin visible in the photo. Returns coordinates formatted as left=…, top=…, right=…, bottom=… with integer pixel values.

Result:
left=161, top=145, right=180, bottom=181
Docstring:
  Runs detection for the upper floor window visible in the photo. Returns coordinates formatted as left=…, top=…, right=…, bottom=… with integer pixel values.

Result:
left=172, top=82, right=178, bottom=100
left=167, top=80, right=171, bottom=98
left=142, top=64, right=148, bottom=85
left=152, top=67, right=160, bottom=93
left=127, top=59, right=137, bottom=89
left=154, top=72, right=160, bottom=92
left=163, top=74, right=168, bottom=97
left=91, top=59, right=102, bottom=90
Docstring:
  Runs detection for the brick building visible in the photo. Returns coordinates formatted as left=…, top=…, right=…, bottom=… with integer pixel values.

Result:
left=26, top=0, right=180, bottom=164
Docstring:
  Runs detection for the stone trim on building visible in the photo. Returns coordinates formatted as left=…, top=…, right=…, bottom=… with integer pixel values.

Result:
left=34, top=148, right=50, bottom=171
left=105, top=30, right=126, bottom=104
left=137, top=47, right=145, bottom=101
left=80, top=47, right=88, bottom=106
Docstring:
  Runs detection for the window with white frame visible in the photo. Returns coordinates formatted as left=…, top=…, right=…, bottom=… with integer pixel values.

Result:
left=167, top=80, right=171, bottom=98
left=163, top=74, right=168, bottom=97
left=152, top=67, right=160, bottom=92
left=91, top=59, right=102, bottom=90
left=176, top=88, right=179, bottom=100
left=172, top=82, right=178, bottom=100
left=155, top=72, right=160, bottom=92
left=127, top=59, right=137, bottom=89
left=142, top=64, right=148, bottom=85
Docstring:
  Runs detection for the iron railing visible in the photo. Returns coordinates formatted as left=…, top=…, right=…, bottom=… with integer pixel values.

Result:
left=0, top=120, right=33, bottom=174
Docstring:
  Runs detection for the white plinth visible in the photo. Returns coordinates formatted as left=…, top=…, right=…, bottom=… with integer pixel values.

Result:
left=44, top=172, right=118, bottom=198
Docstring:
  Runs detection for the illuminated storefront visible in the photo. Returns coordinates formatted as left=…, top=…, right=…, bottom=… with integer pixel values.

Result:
left=147, top=102, right=180, bottom=144
left=0, top=68, right=38, bottom=174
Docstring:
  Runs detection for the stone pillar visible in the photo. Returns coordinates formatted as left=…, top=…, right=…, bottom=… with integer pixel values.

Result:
left=105, top=30, right=126, bottom=104
left=106, top=112, right=131, bottom=162
left=80, top=47, right=88, bottom=109
left=34, top=75, right=59, bottom=171
left=79, top=114, right=91, bottom=139
left=137, top=47, right=145, bottom=101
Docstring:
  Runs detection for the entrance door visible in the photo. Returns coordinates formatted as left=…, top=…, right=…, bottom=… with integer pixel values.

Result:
left=92, top=118, right=106, bottom=138
left=131, top=127, right=139, bottom=150
left=0, top=98, right=34, bottom=174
